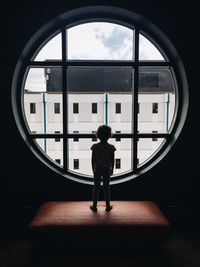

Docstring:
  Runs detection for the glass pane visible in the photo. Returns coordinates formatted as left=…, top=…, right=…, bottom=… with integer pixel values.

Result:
left=23, top=67, right=63, bottom=133
left=138, top=67, right=176, bottom=133
left=139, top=34, right=165, bottom=61
left=34, top=33, right=62, bottom=61
left=67, top=66, right=133, bottom=134
left=68, top=138, right=132, bottom=176
left=67, top=22, right=134, bottom=60
left=35, top=139, right=63, bottom=167
left=138, top=138, right=165, bottom=166
left=109, top=138, right=132, bottom=175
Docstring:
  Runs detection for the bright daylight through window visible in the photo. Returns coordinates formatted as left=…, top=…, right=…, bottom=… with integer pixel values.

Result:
left=12, top=6, right=188, bottom=184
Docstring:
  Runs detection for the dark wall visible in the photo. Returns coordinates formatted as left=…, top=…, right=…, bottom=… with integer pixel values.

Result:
left=0, top=0, right=198, bottom=206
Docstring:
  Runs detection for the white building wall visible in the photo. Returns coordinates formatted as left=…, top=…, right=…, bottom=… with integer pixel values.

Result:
left=24, top=92, right=175, bottom=176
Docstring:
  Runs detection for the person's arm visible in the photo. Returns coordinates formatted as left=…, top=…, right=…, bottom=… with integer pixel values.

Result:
left=110, top=151, right=115, bottom=175
left=91, top=151, right=95, bottom=173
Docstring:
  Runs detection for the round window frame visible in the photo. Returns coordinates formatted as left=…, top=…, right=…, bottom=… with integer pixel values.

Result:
left=11, top=6, right=189, bottom=185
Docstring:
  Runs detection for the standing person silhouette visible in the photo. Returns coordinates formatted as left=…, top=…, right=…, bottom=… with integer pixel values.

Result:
left=90, top=125, right=116, bottom=212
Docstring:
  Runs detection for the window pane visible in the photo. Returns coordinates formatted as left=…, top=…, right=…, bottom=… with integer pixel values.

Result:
left=92, top=131, right=97, bottom=142
left=152, top=103, right=158, bottom=113
left=115, top=103, right=121, bottom=114
left=73, top=159, right=79, bottom=170
left=138, top=138, right=165, bottom=166
left=67, top=66, right=133, bottom=134
left=30, top=103, right=36, bottom=114
left=33, top=33, right=62, bottom=61
left=35, top=138, right=63, bottom=167
left=73, top=131, right=79, bottom=142
left=138, top=67, right=176, bottom=133
left=92, top=103, right=97, bottom=114
left=68, top=138, right=97, bottom=176
left=68, top=138, right=132, bottom=176
left=115, top=158, right=121, bottom=169
left=115, top=131, right=121, bottom=142
left=67, top=22, right=134, bottom=60
left=109, top=138, right=132, bottom=175
left=23, top=68, right=63, bottom=133
left=73, top=103, right=79, bottom=114
left=139, top=34, right=165, bottom=61
left=54, top=103, right=60, bottom=114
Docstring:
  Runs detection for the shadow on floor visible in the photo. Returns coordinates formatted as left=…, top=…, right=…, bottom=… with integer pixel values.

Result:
left=0, top=230, right=200, bottom=267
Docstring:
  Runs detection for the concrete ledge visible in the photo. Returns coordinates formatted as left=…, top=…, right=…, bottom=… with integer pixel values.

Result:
left=29, top=201, right=171, bottom=243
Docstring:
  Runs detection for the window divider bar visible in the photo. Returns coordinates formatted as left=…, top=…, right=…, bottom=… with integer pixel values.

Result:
left=133, top=29, right=139, bottom=171
left=62, top=27, right=68, bottom=171
left=28, top=60, right=170, bottom=67
left=30, top=133, right=170, bottom=139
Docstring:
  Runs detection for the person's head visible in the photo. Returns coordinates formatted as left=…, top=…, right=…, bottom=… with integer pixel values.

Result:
left=96, top=125, right=112, bottom=142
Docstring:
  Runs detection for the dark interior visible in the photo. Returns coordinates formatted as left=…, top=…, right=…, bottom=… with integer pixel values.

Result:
left=0, top=0, right=199, bottom=266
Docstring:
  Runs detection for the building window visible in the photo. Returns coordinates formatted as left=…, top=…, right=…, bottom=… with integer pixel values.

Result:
left=73, top=103, right=79, bottom=114
left=152, top=103, right=158, bottom=114
left=92, top=131, right=97, bottom=142
left=92, top=103, right=97, bottom=114
left=54, top=103, right=60, bottom=114
left=116, top=159, right=121, bottom=169
left=30, top=103, right=36, bottom=114
left=152, top=131, right=158, bottom=141
left=13, top=6, right=188, bottom=185
left=115, top=131, right=121, bottom=142
left=137, top=131, right=140, bottom=141
left=73, top=131, right=79, bottom=142
left=138, top=103, right=140, bottom=114
left=74, top=159, right=79, bottom=170
left=55, top=131, right=60, bottom=142
left=55, top=159, right=61, bottom=164
left=116, top=103, right=121, bottom=114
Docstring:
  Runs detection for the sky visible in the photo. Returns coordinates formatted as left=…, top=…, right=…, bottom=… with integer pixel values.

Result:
left=25, top=22, right=164, bottom=92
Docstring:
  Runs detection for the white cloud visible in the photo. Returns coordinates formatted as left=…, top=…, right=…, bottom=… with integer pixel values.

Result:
left=67, top=22, right=133, bottom=60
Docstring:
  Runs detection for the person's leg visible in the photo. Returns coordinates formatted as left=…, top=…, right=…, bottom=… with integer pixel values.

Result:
left=102, top=169, right=112, bottom=211
left=91, top=170, right=101, bottom=210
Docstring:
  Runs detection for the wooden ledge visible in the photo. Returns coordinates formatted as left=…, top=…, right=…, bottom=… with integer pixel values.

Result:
left=29, top=201, right=171, bottom=243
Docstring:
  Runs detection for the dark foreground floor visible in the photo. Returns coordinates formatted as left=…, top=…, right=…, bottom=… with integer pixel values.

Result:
left=0, top=229, right=200, bottom=267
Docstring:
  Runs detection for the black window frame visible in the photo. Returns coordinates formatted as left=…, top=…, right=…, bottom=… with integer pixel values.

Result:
left=115, top=103, right=121, bottom=114
left=30, top=102, right=36, bottom=114
left=12, top=6, right=189, bottom=185
left=116, top=158, right=121, bottom=169
left=54, top=131, right=60, bottom=142
left=92, top=131, right=97, bottom=142
left=54, top=102, right=60, bottom=114
left=115, top=131, right=121, bottom=142
left=55, top=159, right=61, bottom=164
left=74, top=159, right=79, bottom=170
left=152, top=102, right=158, bottom=114
left=73, top=103, right=79, bottom=114
left=152, top=130, right=158, bottom=141
left=73, top=131, right=79, bottom=142
left=92, top=103, right=97, bottom=114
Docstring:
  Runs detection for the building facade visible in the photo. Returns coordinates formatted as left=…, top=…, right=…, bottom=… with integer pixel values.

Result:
left=24, top=67, right=175, bottom=177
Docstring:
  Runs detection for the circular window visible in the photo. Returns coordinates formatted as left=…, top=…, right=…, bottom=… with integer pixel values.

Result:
left=12, top=6, right=188, bottom=185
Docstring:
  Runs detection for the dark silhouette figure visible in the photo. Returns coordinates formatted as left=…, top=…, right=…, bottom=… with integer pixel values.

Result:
left=90, top=125, right=116, bottom=212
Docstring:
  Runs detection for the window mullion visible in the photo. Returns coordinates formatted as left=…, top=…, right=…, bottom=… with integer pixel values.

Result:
left=62, top=27, right=68, bottom=171
left=133, top=29, right=139, bottom=172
